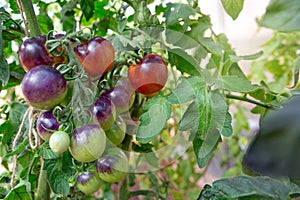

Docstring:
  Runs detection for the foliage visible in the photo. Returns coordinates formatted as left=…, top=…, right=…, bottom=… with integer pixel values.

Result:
left=0, top=0, right=300, bottom=199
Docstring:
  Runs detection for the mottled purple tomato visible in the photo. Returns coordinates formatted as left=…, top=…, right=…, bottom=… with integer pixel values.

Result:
left=69, top=124, right=106, bottom=162
left=128, top=54, right=168, bottom=95
left=90, top=96, right=116, bottom=131
left=18, top=35, right=65, bottom=72
left=102, top=77, right=135, bottom=113
left=36, top=111, right=60, bottom=141
left=74, top=36, right=115, bottom=78
left=96, top=148, right=128, bottom=183
left=49, top=131, right=70, bottom=154
left=77, top=171, right=102, bottom=194
left=105, top=116, right=126, bottom=146
left=21, top=65, right=67, bottom=110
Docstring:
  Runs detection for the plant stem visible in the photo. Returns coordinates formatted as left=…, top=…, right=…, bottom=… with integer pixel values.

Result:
left=19, top=0, right=41, bottom=36
left=129, top=190, right=160, bottom=198
left=225, top=94, right=272, bottom=109
left=35, top=158, right=50, bottom=200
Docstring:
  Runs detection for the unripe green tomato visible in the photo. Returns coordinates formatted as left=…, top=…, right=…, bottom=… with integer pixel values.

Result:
left=77, top=171, right=102, bottom=194
left=49, top=131, right=70, bottom=154
left=96, top=148, right=128, bottom=183
left=105, top=116, right=126, bottom=146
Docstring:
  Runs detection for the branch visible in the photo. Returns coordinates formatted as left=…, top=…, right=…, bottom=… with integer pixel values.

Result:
left=225, top=94, right=273, bottom=109
left=19, top=0, right=41, bottom=36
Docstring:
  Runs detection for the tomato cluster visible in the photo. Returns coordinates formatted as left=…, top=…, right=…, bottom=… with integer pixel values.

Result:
left=18, top=32, right=168, bottom=194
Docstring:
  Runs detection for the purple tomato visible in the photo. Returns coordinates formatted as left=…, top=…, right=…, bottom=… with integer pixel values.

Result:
left=36, top=111, right=60, bottom=141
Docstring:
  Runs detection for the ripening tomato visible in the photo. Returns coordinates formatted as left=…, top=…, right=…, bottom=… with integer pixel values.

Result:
left=21, top=65, right=67, bottom=110
left=128, top=54, right=168, bottom=95
left=18, top=35, right=65, bottom=72
left=36, top=111, right=60, bottom=141
left=74, top=36, right=115, bottom=78
left=77, top=171, right=102, bottom=194
left=49, top=131, right=70, bottom=154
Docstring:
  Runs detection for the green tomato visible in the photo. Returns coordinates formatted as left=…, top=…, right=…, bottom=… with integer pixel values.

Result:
left=105, top=116, right=126, bottom=146
left=49, top=131, right=70, bottom=154
left=96, top=148, right=128, bottom=183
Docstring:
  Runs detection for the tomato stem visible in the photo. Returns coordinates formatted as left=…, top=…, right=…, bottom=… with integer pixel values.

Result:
left=225, top=94, right=273, bottom=109
left=19, top=0, right=41, bottom=36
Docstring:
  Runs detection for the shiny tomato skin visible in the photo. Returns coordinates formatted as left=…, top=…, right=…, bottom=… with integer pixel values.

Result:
left=69, top=124, right=106, bottom=163
left=18, top=35, right=65, bottom=72
left=74, top=36, right=115, bottom=78
left=18, top=35, right=54, bottom=72
left=101, top=77, right=135, bottom=113
left=37, top=111, right=60, bottom=141
left=21, top=65, right=67, bottom=110
left=77, top=171, right=102, bottom=194
left=49, top=131, right=70, bottom=154
left=128, top=54, right=168, bottom=95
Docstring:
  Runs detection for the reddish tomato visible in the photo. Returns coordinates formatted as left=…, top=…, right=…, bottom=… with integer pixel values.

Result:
left=128, top=54, right=168, bottom=95
left=18, top=35, right=65, bottom=72
left=74, top=36, right=115, bottom=78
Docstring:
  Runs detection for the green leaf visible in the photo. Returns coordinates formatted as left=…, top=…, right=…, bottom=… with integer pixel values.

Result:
left=221, top=0, right=244, bottom=20
left=290, top=55, right=300, bottom=88
left=136, top=96, right=171, bottom=143
left=220, top=75, right=259, bottom=93
left=80, top=0, right=95, bottom=21
left=198, top=176, right=299, bottom=200
left=44, top=153, right=75, bottom=196
left=221, top=112, right=233, bottom=137
left=168, top=76, right=205, bottom=104
left=164, top=3, right=195, bottom=27
left=0, top=120, right=15, bottom=144
left=4, top=138, right=28, bottom=158
left=229, top=51, right=263, bottom=63
left=4, top=183, right=32, bottom=200
left=9, top=102, right=28, bottom=127
left=258, top=0, right=300, bottom=31
left=0, top=21, right=9, bottom=87
left=134, top=1, right=159, bottom=27
left=198, top=36, right=222, bottom=56
left=39, top=143, right=60, bottom=160
left=168, top=47, right=201, bottom=76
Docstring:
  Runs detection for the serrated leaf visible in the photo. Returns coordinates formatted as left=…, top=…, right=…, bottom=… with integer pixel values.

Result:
left=199, top=176, right=299, bottom=200
left=258, top=0, right=300, bottom=31
left=44, top=153, right=75, bottom=196
left=80, top=0, right=94, bottom=21
left=4, top=183, right=32, bottom=200
left=221, top=0, right=244, bottom=20
left=136, top=96, right=171, bottom=143
left=220, top=75, right=259, bottom=93
left=168, top=76, right=205, bottom=104
left=134, top=1, right=159, bottom=27
left=168, top=47, right=201, bottom=76
left=229, top=51, right=263, bottom=63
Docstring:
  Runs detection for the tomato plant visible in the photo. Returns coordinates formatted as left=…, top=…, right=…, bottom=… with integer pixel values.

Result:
left=128, top=54, right=168, bottom=95
left=2, top=0, right=300, bottom=199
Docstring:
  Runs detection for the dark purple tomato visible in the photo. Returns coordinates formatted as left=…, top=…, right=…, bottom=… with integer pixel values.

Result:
left=37, top=111, right=60, bottom=141
left=90, top=95, right=116, bottom=131
left=105, top=116, right=126, bottom=146
left=96, top=148, right=128, bottom=183
left=128, top=54, right=168, bottom=95
left=74, top=36, right=115, bottom=78
left=18, top=35, right=65, bottom=72
left=102, top=77, right=135, bottom=113
left=77, top=171, right=102, bottom=194
left=21, top=65, right=67, bottom=110
left=69, top=124, right=106, bottom=162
